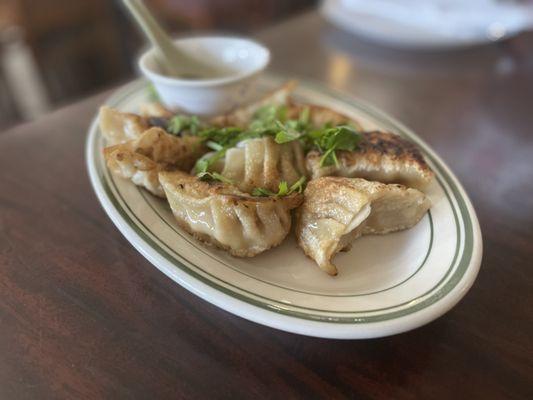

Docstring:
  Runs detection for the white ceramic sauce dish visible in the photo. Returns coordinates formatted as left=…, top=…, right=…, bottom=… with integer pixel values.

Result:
left=139, top=36, right=270, bottom=115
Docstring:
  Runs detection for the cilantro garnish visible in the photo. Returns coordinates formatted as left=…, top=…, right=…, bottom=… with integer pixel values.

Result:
left=252, top=176, right=307, bottom=197
left=167, top=115, right=200, bottom=135
left=193, top=104, right=360, bottom=178
left=310, top=125, right=361, bottom=167
left=193, top=127, right=248, bottom=174
left=197, top=171, right=234, bottom=185
left=250, top=104, right=288, bottom=132
left=251, top=187, right=276, bottom=197
left=147, top=84, right=160, bottom=102
left=274, top=120, right=304, bottom=144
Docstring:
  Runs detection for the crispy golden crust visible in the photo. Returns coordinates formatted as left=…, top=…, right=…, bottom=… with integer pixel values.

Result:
left=352, top=131, right=429, bottom=167
left=306, top=131, right=434, bottom=189
left=99, top=106, right=149, bottom=145
left=104, top=145, right=166, bottom=197
left=104, top=128, right=205, bottom=170
left=304, top=175, right=420, bottom=202
left=103, top=128, right=207, bottom=197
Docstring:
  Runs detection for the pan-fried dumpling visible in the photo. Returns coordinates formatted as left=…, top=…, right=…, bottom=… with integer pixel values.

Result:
left=208, top=136, right=307, bottom=193
left=139, top=102, right=174, bottom=118
left=104, top=128, right=206, bottom=197
left=99, top=106, right=149, bottom=145
left=159, top=170, right=303, bottom=257
left=306, top=131, right=434, bottom=190
left=296, top=177, right=431, bottom=275
left=100, top=105, right=203, bottom=145
left=296, top=179, right=371, bottom=276
left=351, top=178, right=431, bottom=235
left=286, top=103, right=359, bottom=129
left=211, top=81, right=297, bottom=128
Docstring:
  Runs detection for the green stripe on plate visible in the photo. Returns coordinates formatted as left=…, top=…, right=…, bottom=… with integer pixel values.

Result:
left=137, top=186, right=435, bottom=298
left=93, top=78, right=473, bottom=323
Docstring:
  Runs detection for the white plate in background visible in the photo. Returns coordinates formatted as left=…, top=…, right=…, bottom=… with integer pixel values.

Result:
left=322, top=0, right=532, bottom=50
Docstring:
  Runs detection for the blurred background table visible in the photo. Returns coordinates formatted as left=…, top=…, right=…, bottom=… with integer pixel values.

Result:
left=1, top=9, right=532, bottom=400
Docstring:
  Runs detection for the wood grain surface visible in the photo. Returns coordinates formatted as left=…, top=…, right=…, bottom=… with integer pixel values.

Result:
left=1, top=12, right=532, bottom=400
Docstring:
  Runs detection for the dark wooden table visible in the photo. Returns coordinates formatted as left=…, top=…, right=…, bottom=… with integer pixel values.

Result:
left=1, top=11, right=532, bottom=400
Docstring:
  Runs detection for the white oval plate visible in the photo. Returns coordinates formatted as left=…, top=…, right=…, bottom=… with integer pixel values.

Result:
left=86, top=76, right=482, bottom=339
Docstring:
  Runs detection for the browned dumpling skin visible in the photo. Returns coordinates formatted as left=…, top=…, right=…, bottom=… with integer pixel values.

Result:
left=100, top=103, right=195, bottom=144
left=286, top=103, right=359, bottom=129
left=159, top=170, right=303, bottom=257
left=104, top=128, right=206, bottom=197
left=296, top=177, right=431, bottom=276
left=211, top=80, right=362, bottom=131
left=99, top=106, right=149, bottom=145
left=139, top=102, right=174, bottom=118
left=306, top=131, right=434, bottom=191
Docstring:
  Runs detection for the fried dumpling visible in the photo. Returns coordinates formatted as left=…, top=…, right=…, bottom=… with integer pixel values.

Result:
left=208, top=136, right=307, bottom=193
left=104, top=128, right=206, bottom=197
left=306, top=131, right=434, bottom=190
left=139, top=102, right=174, bottom=118
left=296, top=179, right=371, bottom=276
left=287, top=103, right=359, bottom=129
left=159, top=170, right=303, bottom=257
left=296, top=177, right=431, bottom=275
left=211, top=81, right=297, bottom=128
left=99, top=106, right=149, bottom=145
left=351, top=179, right=431, bottom=235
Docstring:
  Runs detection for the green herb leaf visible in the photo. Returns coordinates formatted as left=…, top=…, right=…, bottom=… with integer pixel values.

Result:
left=319, top=148, right=336, bottom=167
left=167, top=114, right=200, bottom=135
left=205, top=140, right=224, bottom=151
left=189, top=115, right=199, bottom=135
left=251, top=187, right=276, bottom=197
left=197, top=171, right=234, bottom=185
left=299, top=106, right=310, bottom=126
left=254, top=104, right=287, bottom=123
left=289, top=176, right=307, bottom=194
left=252, top=176, right=307, bottom=197
left=274, top=120, right=303, bottom=144
left=277, top=181, right=289, bottom=196
left=194, top=156, right=210, bottom=174
left=312, top=125, right=361, bottom=167
left=147, top=84, right=160, bottom=102
left=249, top=104, right=289, bottom=134
left=199, top=127, right=243, bottom=146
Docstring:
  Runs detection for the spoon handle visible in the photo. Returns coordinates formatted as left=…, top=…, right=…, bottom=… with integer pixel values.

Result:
left=122, top=0, right=182, bottom=75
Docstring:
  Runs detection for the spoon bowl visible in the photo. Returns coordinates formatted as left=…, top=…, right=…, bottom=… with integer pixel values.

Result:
left=139, top=36, right=270, bottom=115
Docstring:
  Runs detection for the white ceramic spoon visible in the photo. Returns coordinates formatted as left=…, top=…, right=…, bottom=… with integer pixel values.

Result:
left=122, top=0, right=220, bottom=78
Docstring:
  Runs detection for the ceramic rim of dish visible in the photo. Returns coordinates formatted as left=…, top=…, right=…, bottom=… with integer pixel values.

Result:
left=86, top=76, right=482, bottom=339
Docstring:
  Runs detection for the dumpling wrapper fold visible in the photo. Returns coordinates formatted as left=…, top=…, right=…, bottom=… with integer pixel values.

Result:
left=296, top=177, right=431, bottom=275
left=104, top=127, right=206, bottom=197
left=99, top=106, right=149, bottom=145
left=160, top=170, right=303, bottom=257
left=208, top=136, right=307, bottom=194
left=306, top=131, right=434, bottom=191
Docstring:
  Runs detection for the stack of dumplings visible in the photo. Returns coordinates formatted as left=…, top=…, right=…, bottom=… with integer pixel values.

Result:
left=100, top=82, right=434, bottom=276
